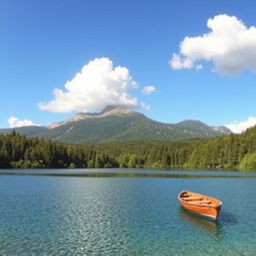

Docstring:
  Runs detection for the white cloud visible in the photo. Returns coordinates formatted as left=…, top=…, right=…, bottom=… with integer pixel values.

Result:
left=225, top=117, right=256, bottom=133
left=39, top=57, right=146, bottom=113
left=170, top=54, right=194, bottom=69
left=170, top=14, right=256, bottom=75
left=8, top=117, right=39, bottom=128
left=142, top=85, right=156, bottom=95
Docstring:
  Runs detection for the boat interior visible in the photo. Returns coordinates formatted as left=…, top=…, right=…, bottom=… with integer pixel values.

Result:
left=181, top=191, right=214, bottom=205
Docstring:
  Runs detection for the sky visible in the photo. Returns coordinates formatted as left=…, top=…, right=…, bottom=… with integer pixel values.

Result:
left=1, top=0, right=256, bottom=133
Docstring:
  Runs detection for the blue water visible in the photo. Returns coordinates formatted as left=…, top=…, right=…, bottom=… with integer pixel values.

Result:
left=0, top=169, right=256, bottom=255
left=1, top=168, right=256, bottom=178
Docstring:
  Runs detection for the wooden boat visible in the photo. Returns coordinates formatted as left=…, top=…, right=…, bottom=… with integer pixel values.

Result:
left=178, top=191, right=222, bottom=220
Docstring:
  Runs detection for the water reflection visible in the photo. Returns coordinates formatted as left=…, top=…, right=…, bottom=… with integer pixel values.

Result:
left=179, top=207, right=222, bottom=236
left=1, top=168, right=256, bottom=179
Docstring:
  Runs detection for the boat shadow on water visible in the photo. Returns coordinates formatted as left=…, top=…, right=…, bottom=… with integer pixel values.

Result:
left=217, top=210, right=238, bottom=226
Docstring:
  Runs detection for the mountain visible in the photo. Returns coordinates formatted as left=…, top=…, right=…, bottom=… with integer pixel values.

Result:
left=0, top=126, right=48, bottom=137
left=0, top=105, right=231, bottom=143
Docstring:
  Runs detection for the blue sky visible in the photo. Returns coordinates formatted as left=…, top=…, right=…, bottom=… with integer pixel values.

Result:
left=1, top=0, right=256, bottom=132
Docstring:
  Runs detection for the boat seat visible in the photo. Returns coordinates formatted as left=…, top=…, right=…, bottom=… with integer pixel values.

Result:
left=198, top=200, right=212, bottom=204
left=185, top=197, right=203, bottom=201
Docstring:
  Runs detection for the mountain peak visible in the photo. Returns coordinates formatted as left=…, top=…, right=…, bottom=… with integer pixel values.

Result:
left=101, top=105, right=127, bottom=113
left=48, top=105, right=135, bottom=129
left=100, top=105, right=134, bottom=115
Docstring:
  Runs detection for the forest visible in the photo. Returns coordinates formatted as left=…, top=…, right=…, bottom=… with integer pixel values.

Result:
left=1, top=127, right=256, bottom=171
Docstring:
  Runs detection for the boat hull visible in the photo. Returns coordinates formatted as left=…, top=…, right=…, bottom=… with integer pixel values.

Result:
left=180, top=201, right=221, bottom=220
left=178, top=191, right=222, bottom=220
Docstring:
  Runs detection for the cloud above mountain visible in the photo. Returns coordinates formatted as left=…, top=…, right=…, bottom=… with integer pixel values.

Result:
left=142, top=85, right=156, bottom=95
left=170, top=14, right=256, bottom=75
left=39, top=57, right=147, bottom=113
left=8, top=117, right=39, bottom=128
left=225, top=117, right=256, bottom=133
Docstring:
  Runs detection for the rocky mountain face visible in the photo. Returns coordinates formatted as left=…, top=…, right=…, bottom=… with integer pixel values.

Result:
left=0, top=105, right=232, bottom=144
left=48, top=105, right=135, bottom=129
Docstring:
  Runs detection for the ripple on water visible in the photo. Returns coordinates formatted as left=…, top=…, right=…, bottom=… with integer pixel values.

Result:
left=0, top=175, right=256, bottom=255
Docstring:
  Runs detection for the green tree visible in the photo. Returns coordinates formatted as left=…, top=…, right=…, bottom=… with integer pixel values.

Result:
left=240, top=153, right=256, bottom=171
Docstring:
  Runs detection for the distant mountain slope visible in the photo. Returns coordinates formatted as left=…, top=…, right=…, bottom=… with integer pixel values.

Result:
left=175, top=120, right=230, bottom=138
left=0, top=105, right=231, bottom=143
left=0, top=126, right=48, bottom=137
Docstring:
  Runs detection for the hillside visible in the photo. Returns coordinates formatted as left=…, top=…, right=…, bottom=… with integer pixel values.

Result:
left=0, top=125, right=256, bottom=170
left=0, top=105, right=231, bottom=143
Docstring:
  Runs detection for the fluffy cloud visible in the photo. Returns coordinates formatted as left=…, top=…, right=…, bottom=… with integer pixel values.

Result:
left=8, top=117, right=39, bottom=128
left=39, top=57, right=145, bottom=113
left=142, top=85, right=156, bottom=95
left=170, top=14, right=256, bottom=75
left=225, top=117, right=256, bottom=134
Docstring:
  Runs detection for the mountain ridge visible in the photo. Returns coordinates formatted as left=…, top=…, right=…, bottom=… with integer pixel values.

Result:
left=48, top=105, right=136, bottom=129
left=0, top=105, right=232, bottom=143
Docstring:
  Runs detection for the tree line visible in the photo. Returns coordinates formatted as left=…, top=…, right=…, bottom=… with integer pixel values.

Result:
left=1, top=128, right=256, bottom=170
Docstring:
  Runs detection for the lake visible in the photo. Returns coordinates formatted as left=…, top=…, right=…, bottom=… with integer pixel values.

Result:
left=0, top=169, right=256, bottom=255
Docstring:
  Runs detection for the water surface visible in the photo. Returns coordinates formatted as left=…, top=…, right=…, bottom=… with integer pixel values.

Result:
left=0, top=169, right=255, bottom=255
left=1, top=168, right=256, bottom=178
